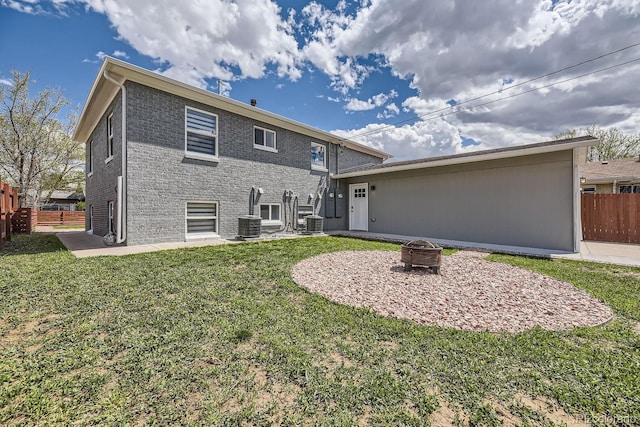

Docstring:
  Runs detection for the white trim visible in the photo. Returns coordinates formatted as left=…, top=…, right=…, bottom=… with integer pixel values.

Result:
left=107, top=112, right=114, bottom=159
left=88, top=205, right=94, bottom=233
left=573, top=147, right=581, bottom=252
left=107, top=200, right=115, bottom=233
left=87, top=139, right=93, bottom=175
left=185, top=201, right=219, bottom=238
left=253, top=126, right=277, bottom=152
left=311, top=141, right=327, bottom=171
left=259, top=203, right=282, bottom=224
left=349, top=183, right=369, bottom=231
left=184, top=152, right=220, bottom=163
left=73, top=57, right=391, bottom=161
left=185, top=106, right=219, bottom=160
left=335, top=138, right=598, bottom=179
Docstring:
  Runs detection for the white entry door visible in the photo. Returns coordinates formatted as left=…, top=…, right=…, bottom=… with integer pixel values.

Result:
left=349, top=183, right=368, bottom=231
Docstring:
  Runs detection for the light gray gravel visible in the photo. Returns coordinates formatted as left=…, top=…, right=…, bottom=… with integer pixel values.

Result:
left=291, top=250, right=613, bottom=333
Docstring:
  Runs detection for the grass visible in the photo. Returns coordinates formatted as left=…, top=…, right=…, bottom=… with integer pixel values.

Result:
left=1, top=234, right=639, bottom=426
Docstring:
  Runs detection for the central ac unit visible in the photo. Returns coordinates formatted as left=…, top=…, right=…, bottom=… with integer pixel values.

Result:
left=238, top=215, right=261, bottom=238
left=304, top=215, right=324, bottom=234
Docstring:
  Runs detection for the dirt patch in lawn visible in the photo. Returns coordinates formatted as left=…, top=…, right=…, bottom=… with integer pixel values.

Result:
left=292, top=250, right=613, bottom=333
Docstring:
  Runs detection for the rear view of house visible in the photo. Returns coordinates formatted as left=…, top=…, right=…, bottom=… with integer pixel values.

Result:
left=73, top=57, right=389, bottom=246
left=75, top=57, right=595, bottom=254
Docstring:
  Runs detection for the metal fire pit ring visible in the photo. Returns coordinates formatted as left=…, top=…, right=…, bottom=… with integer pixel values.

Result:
left=400, top=240, right=443, bottom=274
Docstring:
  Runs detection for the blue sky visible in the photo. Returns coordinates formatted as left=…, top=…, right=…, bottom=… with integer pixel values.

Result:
left=2, top=0, right=640, bottom=161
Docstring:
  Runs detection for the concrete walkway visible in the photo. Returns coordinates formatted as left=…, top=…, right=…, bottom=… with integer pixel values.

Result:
left=329, top=231, right=640, bottom=267
left=45, top=228, right=320, bottom=258
left=553, top=240, right=640, bottom=267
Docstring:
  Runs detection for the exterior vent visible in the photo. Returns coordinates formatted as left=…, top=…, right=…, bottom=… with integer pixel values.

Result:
left=238, top=215, right=261, bottom=238
left=305, top=215, right=324, bottom=234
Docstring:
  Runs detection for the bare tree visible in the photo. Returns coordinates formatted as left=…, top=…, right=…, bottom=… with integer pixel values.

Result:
left=554, top=125, right=640, bottom=162
left=0, top=71, right=83, bottom=207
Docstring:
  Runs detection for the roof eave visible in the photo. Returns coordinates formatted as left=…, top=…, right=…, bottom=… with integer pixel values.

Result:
left=333, top=137, right=597, bottom=179
left=73, top=57, right=391, bottom=160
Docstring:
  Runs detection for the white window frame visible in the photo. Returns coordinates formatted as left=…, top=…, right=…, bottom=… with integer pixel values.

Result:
left=105, top=112, right=114, bottom=163
left=87, top=139, right=93, bottom=177
left=87, top=205, right=94, bottom=234
left=259, top=203, right=282, bottom=225
left=311, top=141, right=328, bottom=172
left=185, top=201, right=219, bottom=240
left=107, top=201, right=114, bottom=233
left=619, top=184, right=640, bottom=194
left=185, top=106, right=219, bottom=162
left=253, top=126, right=277, bottom=153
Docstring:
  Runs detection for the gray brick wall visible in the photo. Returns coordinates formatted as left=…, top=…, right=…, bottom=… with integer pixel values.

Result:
left=122, top=81, right=381, bottom=245
left=85, top=92, right=122, bottom=237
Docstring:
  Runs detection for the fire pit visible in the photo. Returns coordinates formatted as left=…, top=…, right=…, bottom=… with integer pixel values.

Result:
left=401, top=240, right=443, bottom=274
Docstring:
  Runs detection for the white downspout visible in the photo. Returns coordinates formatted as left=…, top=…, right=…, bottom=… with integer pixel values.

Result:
left=572, top=147, right=581, bottom=252
left=103, top=70, right=127, bottom=243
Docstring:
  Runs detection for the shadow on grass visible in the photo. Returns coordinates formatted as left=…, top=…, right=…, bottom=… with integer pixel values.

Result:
left=0, top=233, right=67, bottom=256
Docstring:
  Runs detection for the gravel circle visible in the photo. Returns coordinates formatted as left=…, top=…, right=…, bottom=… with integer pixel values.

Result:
left=291, top=250, right=613, bottom=333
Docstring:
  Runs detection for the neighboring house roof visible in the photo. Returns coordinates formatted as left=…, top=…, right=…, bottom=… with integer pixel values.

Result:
left=579, top=157, right=640, bottom=184
left=73, top=57, right=391, bottom=161
left=334, top=136, right=598, bottom=178
left=42, top=190, right=85, bottom=202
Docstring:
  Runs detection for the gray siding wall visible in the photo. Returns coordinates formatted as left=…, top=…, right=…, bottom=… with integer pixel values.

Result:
left=85, top=92, right=122, bottom=237
left=346, top=151, right=575, bottom=251
left=123, top=81, right=380, bottom=245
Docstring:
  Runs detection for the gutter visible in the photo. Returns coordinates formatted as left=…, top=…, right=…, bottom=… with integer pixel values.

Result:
left=334, top=138, right=597, bottom=179
left=103, top=70, right=127, bottom=244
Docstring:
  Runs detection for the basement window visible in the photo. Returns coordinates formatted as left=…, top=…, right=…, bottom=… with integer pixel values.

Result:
left=186, top=202, right=218, bottom=238
left=311, top=142, right=327, bottom=171
left=185, top=107, right=218, bottom=161
left=254, top=126, right=277, bottom=152
left=259, top=204, right=281, bottom=225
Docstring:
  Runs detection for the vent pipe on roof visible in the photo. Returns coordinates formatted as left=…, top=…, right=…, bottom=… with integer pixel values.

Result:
left=250, top=99, right=257, bottom=107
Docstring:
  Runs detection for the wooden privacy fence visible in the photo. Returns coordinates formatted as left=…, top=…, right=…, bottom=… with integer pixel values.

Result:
left=12, top=208, right=37, bottom=233
left=1, top=180, right=19, bottom=248
left=581, top=193, right=640, bottom=244
left=36, top=210, right=85, bottom=226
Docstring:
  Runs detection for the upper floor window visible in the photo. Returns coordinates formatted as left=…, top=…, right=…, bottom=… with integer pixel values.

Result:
left=311, top=142, right=327, bottom=171
left=87, top=139, right=93, bottom=176
left=106, top=112, right=114, bottom=161
left=185, top=107, right=218, bottom=161
left=254, top=126, right=277, bottom=152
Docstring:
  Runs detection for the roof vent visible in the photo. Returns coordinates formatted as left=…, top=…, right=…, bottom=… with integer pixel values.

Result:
left=250, top=99, right=257, bottom=107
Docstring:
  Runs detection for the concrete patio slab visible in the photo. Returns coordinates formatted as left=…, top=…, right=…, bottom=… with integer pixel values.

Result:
left=50, top=230, right=322, bottom=258
left=328, top=231, right=640, bottom=267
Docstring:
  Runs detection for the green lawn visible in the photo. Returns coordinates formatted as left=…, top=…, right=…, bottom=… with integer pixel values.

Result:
left=1, top=234, right=639, bottom=426
left=51, top=225, right=84, bottom=230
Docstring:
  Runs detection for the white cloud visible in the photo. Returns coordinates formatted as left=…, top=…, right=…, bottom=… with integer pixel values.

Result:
left=9, top=0, right=640, bottom=161
left=376, top=103, right=399, bottom=119
left=0, top=78, right=12, bottom=86
left=345, top=89, right=398, bottom=111
left=333, top=118, right=465, bottom=162
left=58, top=0, right=302, bottom=83
left=112, top=50, right=129, bottom=59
